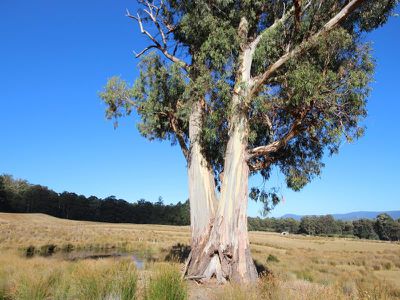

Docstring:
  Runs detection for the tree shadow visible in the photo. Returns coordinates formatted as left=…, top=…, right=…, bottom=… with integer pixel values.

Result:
left=253, top=259, right=272, bottom=277
left=164, top=244, right=272, bottom=278
left=164, top=243, right=191, bottom=263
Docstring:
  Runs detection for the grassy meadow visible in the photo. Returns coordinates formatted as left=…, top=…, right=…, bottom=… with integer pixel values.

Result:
left=0, top=213, right=399, bottom=299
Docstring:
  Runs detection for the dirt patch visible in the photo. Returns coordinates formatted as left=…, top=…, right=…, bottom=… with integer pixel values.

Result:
left=188, top=281, right=222, bottom=300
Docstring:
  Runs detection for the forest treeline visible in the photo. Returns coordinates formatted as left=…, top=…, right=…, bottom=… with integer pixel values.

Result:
left=1, top=174, right=399, bottom=241
left=248, top=214, right=400, bottom=241
left=0, top=174, right=189, bottom=225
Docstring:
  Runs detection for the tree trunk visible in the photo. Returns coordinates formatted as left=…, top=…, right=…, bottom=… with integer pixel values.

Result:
left=209, top=115, right=258, bottom=282
left=186, top=18, right=258, bottom=283
left=185, top=112, right=257, bottom=283
left=186, top=55, right=258, bottom=283
left=187, top=101, right=217, bottom=266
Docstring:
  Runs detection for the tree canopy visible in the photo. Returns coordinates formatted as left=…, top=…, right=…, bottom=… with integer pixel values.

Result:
left=101, top=0, right=397, bottom=204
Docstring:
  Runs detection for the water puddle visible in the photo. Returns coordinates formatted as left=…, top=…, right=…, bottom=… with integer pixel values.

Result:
left=62, top=251, right=145, bottom=269
left=24, top=246, right=146, bottom=269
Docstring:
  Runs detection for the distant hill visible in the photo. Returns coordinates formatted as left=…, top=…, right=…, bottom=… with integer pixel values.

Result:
left=281, top=211, right=400, bottom=221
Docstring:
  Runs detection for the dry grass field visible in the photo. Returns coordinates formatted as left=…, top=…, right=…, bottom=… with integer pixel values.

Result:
left=0, top=213, right=399, bottom=299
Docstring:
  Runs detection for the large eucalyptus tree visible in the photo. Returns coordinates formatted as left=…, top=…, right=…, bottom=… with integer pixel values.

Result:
left=101, top=0, right=397, bottom=283
left=100, top=1, right=218, bottom=250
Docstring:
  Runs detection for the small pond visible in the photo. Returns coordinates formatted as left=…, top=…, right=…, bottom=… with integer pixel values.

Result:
left=24, top=245, right=146, bottom=269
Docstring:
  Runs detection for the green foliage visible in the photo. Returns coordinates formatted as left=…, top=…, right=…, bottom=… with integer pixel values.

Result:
left=248, top=217, right=299, bottom=233
left=347, top=0, right=399, bottom=32
left=299, top=215, right=348, bottom=236
left=374, top=213, right=400, bottom=241
left=0, top=177, right=9, bottom=212
left=252, top=22, right=285, bottom=75
left=100, top=54, right=190, bottom=147
left=299, top=216, right=318, bottom=235
left=353, top=219, right=379, bottom=240
left=267, top=254, right=279, bottom=263
left=172, top=0, right=395, bottom=192
left=100, top=76, right=134, bottom=125
left=374, top=213, right=393, bottom=240
left=133, top=54, right=190, bottom=142
left=251, top=26, right=375, bottom=191
left=100, top=0, right=398, bottom=208
left=249, top=187, right=281, bottom=214
left=145, top=264, right=187, bottom=300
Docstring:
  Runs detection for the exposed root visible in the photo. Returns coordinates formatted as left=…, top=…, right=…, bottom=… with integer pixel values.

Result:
left=185, top=275, right=206, bottom=280
left=182, top=250, right=192, bottom=279
left=203, top=255, right=226, bottom=284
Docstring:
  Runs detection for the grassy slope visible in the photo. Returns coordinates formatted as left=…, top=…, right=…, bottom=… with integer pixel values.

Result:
left=1, top=213, right=400, bottom=299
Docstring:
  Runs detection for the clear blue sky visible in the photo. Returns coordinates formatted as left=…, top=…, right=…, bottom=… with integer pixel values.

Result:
left=0, top=1, right=399, bottom=217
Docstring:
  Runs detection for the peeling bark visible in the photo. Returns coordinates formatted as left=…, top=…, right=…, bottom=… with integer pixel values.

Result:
left=186, top=115, right=257, bottom=283
left=188, top=139, right=216, bottom=243
left=186, top=18, right=258, bottom=283
left=208, top=115, right=257, bottom=283
left=186, top=100, right=217, bottom=276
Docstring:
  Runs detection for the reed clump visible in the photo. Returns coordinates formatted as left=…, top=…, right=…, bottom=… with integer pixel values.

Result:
left=144, top=263, right=187, bottom=300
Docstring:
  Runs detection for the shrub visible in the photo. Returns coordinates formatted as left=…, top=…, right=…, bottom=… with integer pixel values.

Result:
left=39, top=244, right=57, bottom=257
left=25, top=245, right=35, bottom=257
left=267, top=254, right=279, bottom=263
left=61, top=244, right=74, bottom=253
left=382, top=261, right=392, bottom=270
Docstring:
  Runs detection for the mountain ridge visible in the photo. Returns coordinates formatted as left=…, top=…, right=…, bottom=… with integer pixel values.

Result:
left=280, top=210, right=400, bottom=221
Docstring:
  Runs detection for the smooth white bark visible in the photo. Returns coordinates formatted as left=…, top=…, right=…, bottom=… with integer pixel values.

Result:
left=204, top=34, right=258, bottom=281
left=188, top=101, right=217, bottom=243
left=186, top=19, right=258, bottom=282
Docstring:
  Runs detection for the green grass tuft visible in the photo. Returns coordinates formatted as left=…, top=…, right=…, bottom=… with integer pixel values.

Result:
left=145, top=264, right=187, bottom=300
left=267, top=254, right=279, bottom=263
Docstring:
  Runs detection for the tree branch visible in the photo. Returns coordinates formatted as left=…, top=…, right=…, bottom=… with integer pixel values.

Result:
left=133, top=45, right=157, bottom=58
left=126, top=2, right=190, bottom=72
left=294, top=0, right=302, bottom=33
left=142, top=1, right=167, bottom=46
left=249, top=1, right=313, bottom=55
left=168, top=112, right=189, bottom=161
left=247, top=110, right=308, bottom=160
left=248, top=60, right=349, bottom=166
left=113, top=93, right=189, bottom=160
left=248, top=157, right=274, bottom=172
left=249, top=6, right=295, bottom=57
left=248, top=0, right=365, bottom=100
